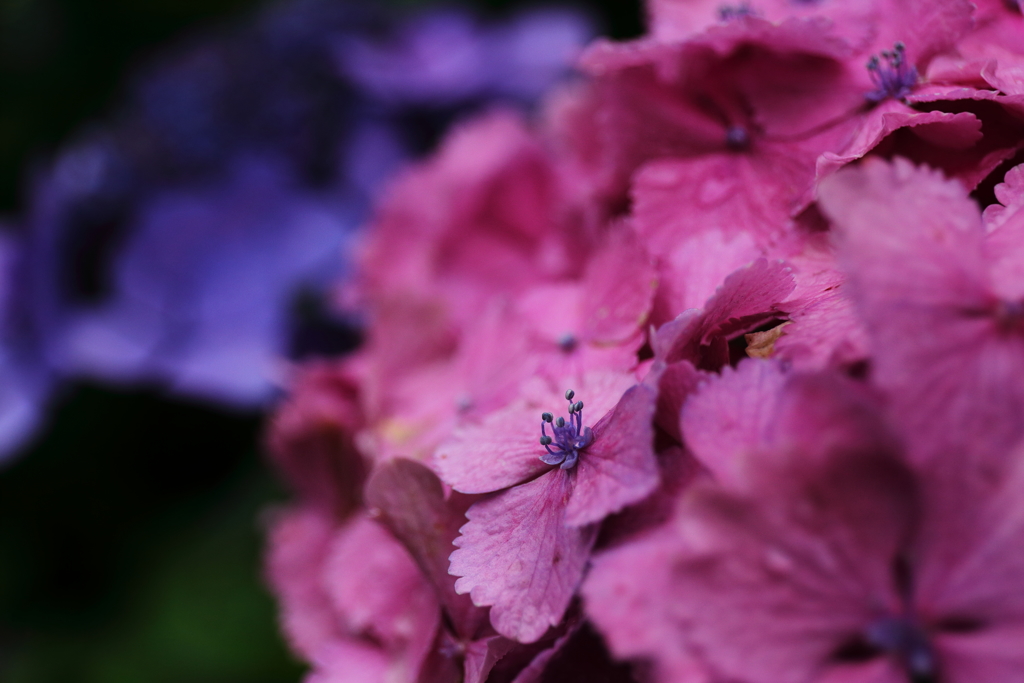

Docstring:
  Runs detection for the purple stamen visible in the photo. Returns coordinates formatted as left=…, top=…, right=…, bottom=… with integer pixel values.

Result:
left=866, top=42, right=918, bottom=103
left=539, top=389, right=594, bottom=470
left=717, top=3, right=757, bottom=21
left=995, top=298, right=1024, bottom=332
left=726, top=125, right=751, bottom=151
left=865, top=616, right=936, bottom=681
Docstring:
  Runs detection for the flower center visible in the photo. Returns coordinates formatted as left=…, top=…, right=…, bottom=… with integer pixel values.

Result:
left=539, top=389, right=593, bottom=470
left=717, top=3, right=757, bottom=21
left=725, top=125, right=751, bottom=151
left=866, top=42, right=918, bottom=103
left=557, top=332, right=578, bottom=353
left=865, top=616, right=937, bottom=683
left=996, top=299, right=1024, bottom=332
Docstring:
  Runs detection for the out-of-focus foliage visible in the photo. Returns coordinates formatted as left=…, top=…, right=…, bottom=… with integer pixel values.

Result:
left=0, top=385, right=303, bottom=683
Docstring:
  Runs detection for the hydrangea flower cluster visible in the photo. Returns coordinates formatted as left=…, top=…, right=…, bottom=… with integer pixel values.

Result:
left=264, top=1, right=1024, bottom=682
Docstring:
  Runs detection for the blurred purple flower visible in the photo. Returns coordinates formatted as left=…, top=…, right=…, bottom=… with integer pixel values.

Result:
left=16, top=0, right=592, bottom=414
left=338, top=8, right=592, bottom=104
left=0, top=226, right=52, bottom=461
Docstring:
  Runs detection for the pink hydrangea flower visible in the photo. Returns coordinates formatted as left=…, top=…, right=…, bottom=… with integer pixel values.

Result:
left=557, top=21, right=863, bottom=243
left=820, top=158, right=1024, bottom=466
left=435, top=372, right=658, bottom=642
left=263, top=2, right=1024, bottom=681
left=588, top=362, right=1024, bottom=683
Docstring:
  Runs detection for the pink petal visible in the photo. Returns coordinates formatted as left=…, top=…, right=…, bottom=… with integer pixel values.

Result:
left=508, top=624, right=578, bottom=683
left=934, top=627, right=1024, bottom=683
left=580, top=226, right=657, bottom=345
left=681, top=359, right=788, bottom=486
left=565, top=382, right=660, bottom=526
left=434, top=372, right=634, bottom=494
left=985, top=207, right=1024, bottom=300
left=268, top=363, right=366, bottom=517
left=655, top=258, right=794, bottom=371
left=984, top=162, right=1024, bottom=231
left=463, top=636, right=517, bottom=683
left=775, top=271, right=870, bottom=370
left=656, top=450, right=916, bottom=683
left=633, top=144, right=822, bottom=255
left=323, top=516, right=440, bottom=657
left=450, top=471, right=599, bottom=643
left=918, top=451, right=1024, bottom=636
left=647, top=1, right=877, bottom=52
left=516, top=283, right=584, bottom=350
left=820, top=158, right=1024, bottom=464
left=510, top=622, right=638, bottom=683
left=365, top=458, right=488, bottom=640
left=434, top=402, right=555, bottom=494
left=584, top=528, right=709, bottom=683
left=653, top=358, right=708, bottom=443
left=416, top=629, right=464, bottom=683
left=306, top=640, right=390, bottom=683
left=870, top=0, right=974, bottom=68
left=264, top=507, right=343, bottom=661
left=599, top=444, right=705, bottom=548
left=651, top=230, right=762, bottom=326
left=816, top=105, right=984, bottom=182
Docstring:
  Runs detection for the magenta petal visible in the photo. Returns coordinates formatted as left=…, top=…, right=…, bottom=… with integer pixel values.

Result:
left=918, top=452, right=1024, bottom=634
left=693, top=259, right=794, bottom=346
left=435, top=372, right=635, bottom=494
left=463, top=636, right=517, bottom=683
left=820, top=158, right=1024, bottom=464
left=268, top=364, right=366, bottom=518
left=450, top=471, right=598, bottom=643
left=264, top=508, right=343, bottom=661
left=985, top=162, right=1024, bottom=231
left=584, top=528, right=707, bottom=683
left=775, top=273, right=869, bottom=371
left=644, top=0, right=871, bottom=46
left=633, top=151, right=813, bottom=254
left=580, top=227, right=656, bottom=344
left=820, top=158, right=990, bottom=311
left=655, top=259, right=794, bottom=370
left=507, top=624, right=578, bottom=683
left=365, top=458, right=487, bottom=640
left=323, top=516, right=440, bottom=657
left=985, top=211, right=1024, bottom=301
left=681, top=359, right=788, bottom=486
left=434, top=402, right=554, bottom=494
left=936, top=630, right=1024, bottom=683
left=597, top=443, right=705, bottom=550
left=661, top=454, right=916, bottom=683
left=653, top=359, right=708, bottom=443
left=564, top=382, right=659, bottom=527
left=652, top=230, right=761, bottom=325
left=873, top=0, right=974, bottom=68
left=306, top=640, right=390, bottom=683
left=816, top=106, right=983, bottom=181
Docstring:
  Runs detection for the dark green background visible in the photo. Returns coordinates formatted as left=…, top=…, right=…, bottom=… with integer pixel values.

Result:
left=0, top=1, right=641, bottom=682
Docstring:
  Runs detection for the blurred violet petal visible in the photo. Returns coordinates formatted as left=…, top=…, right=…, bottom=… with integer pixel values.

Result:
left=337, top=8, right=592, bottom=105
left=52, top=159, right=355, bottom=405
left=0, top=228, right=52, bottom=461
